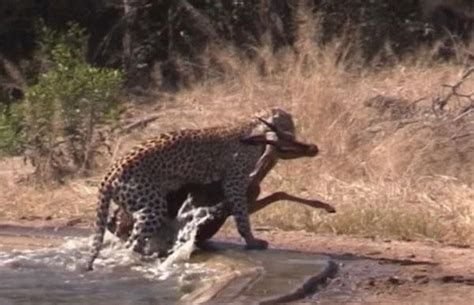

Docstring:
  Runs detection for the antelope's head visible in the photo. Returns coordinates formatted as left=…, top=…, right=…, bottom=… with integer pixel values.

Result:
left=242, top=108, right=318, bottom=159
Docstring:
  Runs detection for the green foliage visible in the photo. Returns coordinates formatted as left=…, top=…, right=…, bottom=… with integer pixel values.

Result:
left=1, top=22, right=123, bottom=180
left=0, top=104, right=24, bottom=156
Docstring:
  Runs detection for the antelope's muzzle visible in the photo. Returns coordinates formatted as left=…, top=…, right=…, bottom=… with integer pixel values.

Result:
left=276, top=138, right=319, bottom=159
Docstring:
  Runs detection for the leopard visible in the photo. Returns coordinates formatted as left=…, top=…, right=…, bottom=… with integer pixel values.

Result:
left=85, top=108, right=306, bottom=270
left=108, top=127, right=335, bottom=251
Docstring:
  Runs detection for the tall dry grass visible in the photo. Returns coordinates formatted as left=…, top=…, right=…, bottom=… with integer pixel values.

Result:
left=1, top=14, right=473, bottom=245
left=155, top=31, right=474, bottom=245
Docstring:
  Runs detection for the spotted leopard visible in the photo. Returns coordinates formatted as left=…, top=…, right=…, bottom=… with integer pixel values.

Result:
left=86, top=108, right=297, bottom=270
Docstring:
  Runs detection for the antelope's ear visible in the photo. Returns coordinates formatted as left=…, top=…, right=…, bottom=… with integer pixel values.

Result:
left=241, top=124, right=266, bottom=145
left=241, top=129, right=278, bottom=145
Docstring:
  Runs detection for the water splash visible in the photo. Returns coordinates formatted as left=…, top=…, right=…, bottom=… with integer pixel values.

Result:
left=0, top=232, right=200, bottom=305
left=0, top=195, right=218, bottom=278
left=0, top=196, right=224, bottom=305
left=164, top=196, right=216, bottom=262
left=0, top=234, right=150, bottom=275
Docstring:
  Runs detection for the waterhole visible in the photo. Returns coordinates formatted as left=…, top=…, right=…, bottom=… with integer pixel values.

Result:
left=0, top=225, right=332, bottom=305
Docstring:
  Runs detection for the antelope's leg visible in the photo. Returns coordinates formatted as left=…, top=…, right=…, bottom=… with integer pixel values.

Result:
left=249, top=192, right=336, bottom=214
left=249, top=145, right=277, bottom=185
left=246, top=145, right=336, bottom=214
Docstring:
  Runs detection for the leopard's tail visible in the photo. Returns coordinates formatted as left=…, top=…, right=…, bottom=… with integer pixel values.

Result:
left=85, top=184, right=113, bottom=271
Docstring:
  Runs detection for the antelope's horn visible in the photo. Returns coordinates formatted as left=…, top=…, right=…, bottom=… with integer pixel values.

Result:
left=257, top=117, right=279, bottom=133
left=257, top=116, right=292, bottom=139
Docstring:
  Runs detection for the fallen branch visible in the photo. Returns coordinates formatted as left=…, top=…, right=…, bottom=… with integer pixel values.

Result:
left=452, top=107, right=474, bottom=122
left=119, top=114, right=160, bottom=134
left=451, top=132, right=474, bottom=140
left=434, top=67, right=474, bottom=112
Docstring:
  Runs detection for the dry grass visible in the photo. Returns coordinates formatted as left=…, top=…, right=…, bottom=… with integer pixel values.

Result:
left=0, top=32, right=473, bottom=245
left=158, top=42, right=474, bottom=245
left=0, top=158, right=97, bottom=222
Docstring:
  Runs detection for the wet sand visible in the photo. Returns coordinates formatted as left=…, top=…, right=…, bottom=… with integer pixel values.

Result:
left=217, top=228, right=474, bottom=304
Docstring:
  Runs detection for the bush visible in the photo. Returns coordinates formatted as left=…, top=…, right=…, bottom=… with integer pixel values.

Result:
left=0, top=104, right=24, bottom=156
left=2, top=23, right=123, bottom=181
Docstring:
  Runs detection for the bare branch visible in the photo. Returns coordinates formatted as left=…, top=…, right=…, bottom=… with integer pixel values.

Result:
left=434, top=67, right=474, bottom=114
left=119, top=114, right=160, bottom=134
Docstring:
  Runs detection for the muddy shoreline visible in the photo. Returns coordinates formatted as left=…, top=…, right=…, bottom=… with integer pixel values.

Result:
left=216, top=228, right=474, bottom=304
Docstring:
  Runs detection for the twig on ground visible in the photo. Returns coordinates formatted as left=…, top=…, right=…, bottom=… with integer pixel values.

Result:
left=451, top=132, right=474, bottom=140
left=119, top=114, right=160, bottom=134
left=452, top=107, right=474, bottom=122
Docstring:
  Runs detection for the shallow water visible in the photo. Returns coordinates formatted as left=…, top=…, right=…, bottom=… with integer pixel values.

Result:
left=0, top=231, right=217, bottom=305
left=0, top=226, right=330, bottom=305
left=0, top=265, right=182, bottom=305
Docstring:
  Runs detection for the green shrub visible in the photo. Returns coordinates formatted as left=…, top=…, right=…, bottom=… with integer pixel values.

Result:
left=3, top=23, right=123, bottom=181
left=0, top=103, right=24, bottom=156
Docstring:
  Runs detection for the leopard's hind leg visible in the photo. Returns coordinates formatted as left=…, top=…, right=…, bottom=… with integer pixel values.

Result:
left=125, top=194, right=168, bottom=256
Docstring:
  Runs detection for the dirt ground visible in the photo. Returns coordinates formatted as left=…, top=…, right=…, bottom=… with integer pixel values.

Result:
left=216, top=228, right=474, bottom=304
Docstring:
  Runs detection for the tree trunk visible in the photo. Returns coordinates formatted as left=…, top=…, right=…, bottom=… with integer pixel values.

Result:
left=122, top=0, right=153, bottom=89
